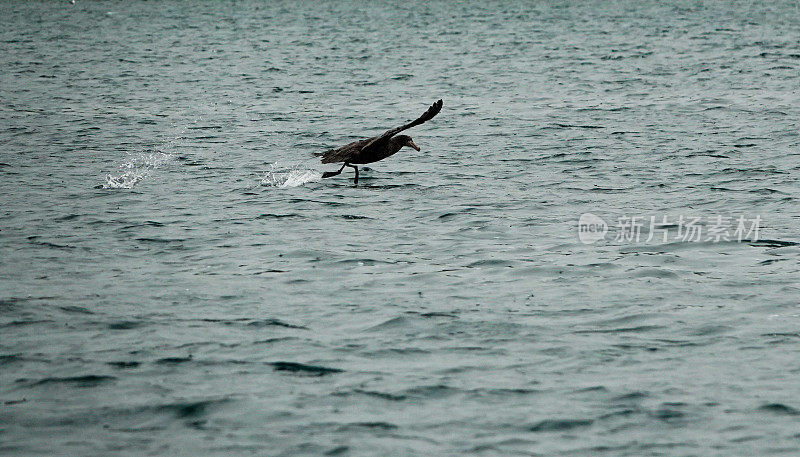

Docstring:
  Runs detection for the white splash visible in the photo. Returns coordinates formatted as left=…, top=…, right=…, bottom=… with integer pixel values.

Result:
left=103, top=151, right=171, bottom=189
left=261, top=164, right=322, bottom=188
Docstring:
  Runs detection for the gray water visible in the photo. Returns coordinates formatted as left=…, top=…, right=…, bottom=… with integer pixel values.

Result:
left=2, top=0, right=800, bottom=455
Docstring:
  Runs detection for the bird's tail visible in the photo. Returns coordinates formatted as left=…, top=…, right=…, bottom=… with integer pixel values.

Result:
left=313, top=149, right=341, bottom=164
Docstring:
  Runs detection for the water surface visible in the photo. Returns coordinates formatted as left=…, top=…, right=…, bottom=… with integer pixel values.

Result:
left=1, top=1, right=799, bottom=455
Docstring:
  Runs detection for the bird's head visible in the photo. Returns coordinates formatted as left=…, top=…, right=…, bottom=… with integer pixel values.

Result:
left=397, top=135, right=420, bottom=151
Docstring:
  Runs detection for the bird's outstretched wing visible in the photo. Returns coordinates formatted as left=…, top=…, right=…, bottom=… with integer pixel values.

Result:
left=360, top=99, right=443, bottom=153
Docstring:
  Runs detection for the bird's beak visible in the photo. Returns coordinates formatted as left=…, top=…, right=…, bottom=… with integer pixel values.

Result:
left=408, top=140, right=420, bottom=151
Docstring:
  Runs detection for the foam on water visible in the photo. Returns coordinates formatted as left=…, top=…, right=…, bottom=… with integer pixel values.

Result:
left=260, top=164, right=322, bottom=188
left=103, top=151, right=172, bottom=189
left=101, top=125, right=188, bottom=189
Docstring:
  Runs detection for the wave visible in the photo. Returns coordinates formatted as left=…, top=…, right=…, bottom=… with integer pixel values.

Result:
left=269, top=361, right=343, bottom=376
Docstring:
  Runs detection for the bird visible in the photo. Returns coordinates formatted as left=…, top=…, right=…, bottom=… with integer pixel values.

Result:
left=315, top=99, right=443, bottom=184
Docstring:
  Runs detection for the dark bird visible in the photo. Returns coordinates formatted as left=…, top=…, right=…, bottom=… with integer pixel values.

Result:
left=316, top=99, right=443, bottom=184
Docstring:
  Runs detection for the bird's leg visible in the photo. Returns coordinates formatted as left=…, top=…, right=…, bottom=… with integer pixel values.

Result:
left=346, top=164, right=359, bottom=184
left=322, top=163, right=347, bottom=179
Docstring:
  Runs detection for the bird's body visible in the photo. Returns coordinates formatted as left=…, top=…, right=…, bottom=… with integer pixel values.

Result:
left=316, top=99, right=443, bottom=184
left=318, top=136, right=408, bottom=165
